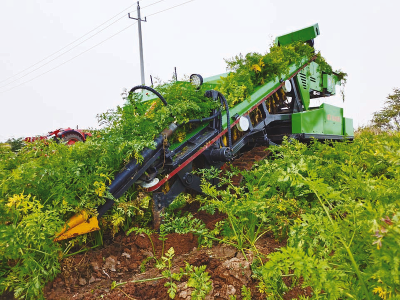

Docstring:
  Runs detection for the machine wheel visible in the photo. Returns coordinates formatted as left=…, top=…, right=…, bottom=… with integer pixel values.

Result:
left=62, top=132, right=84, bottom=145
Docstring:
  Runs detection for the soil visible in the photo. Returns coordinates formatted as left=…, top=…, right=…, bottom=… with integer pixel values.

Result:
left=42, top=204, right=312, bottom=300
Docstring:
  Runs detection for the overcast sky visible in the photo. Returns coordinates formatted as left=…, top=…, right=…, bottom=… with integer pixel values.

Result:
left=0, top=0, right=399, bottom=141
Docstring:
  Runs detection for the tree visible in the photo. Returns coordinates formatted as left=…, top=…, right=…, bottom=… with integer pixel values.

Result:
left=372, top=88, right=400, bottom=130
left=6, top=137, right=25, bottom=152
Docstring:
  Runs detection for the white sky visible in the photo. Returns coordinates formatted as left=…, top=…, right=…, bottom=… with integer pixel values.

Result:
left=1, top=0, right=399, bottom=141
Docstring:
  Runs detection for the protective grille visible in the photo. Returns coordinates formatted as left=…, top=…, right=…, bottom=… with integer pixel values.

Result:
left=299, top=73, right=307, bottom=89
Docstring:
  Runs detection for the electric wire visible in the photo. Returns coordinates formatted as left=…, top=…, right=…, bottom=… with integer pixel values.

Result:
left=0, top=22, right=137, bottom=94
left=0, top=3, right=135, bottom=85
left=142, top=0, right=167, bottom=9
left=0, top=0, right=196, bottom=94
left=0, top=0, right=168, bottom=89
left=0, top=14, right=129, bottom=89
left=147, top=0, right=194, bottom=17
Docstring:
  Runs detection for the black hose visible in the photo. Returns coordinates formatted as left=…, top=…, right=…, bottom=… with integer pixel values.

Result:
left=129, top=85, right=168, bottom=106
left=219, top=93, right=232, bottom=149
left=219, top=111, right=225, bottom=147
left=203, top=90, right=232, bottom=149
left=185, top=111, right=220, bottom=124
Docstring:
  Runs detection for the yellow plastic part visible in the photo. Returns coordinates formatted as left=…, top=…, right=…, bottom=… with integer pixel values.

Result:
left=222, top=135, right=228, bottom=148
left=54, top=211, right=100, bottom=241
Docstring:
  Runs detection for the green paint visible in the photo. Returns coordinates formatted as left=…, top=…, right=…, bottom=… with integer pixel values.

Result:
left=295, top=73, right=311, bottom=110
left=323, top=74, right=336, bottom=94
left=171, top=55, right=353, bottom=150
left=275, top=24, right=320, bottom=46
left=220, top=58, right=309, bottom=129
left=292, top=103, right=350, bottom=136
left=344, top=118, right=354, bottom=136
left=153, top=22, right=353, bottom=149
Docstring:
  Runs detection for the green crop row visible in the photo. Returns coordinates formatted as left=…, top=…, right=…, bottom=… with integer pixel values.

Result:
left=2, top=128, right=399, bottom=299
left=0, top=41, right=342, bottom=299
left=184, top=129, right=399, bottom=299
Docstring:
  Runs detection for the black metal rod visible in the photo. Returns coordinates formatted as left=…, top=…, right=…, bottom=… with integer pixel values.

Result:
left=97, top=122, right=178, bottom=218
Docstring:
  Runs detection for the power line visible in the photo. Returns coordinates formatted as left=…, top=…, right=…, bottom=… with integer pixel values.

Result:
left=0, top=14, right=128, bottom=89
left=0, top=23, right=136, bottom=94
left=0, top=3, right=136, bottom=85
left=147, top=0, right=194, bottom=17
left=0, top=0, right=197, bottom=94
left=142, top=0, right=167, bottom=9
left=0, top=0, right=169, bottom=89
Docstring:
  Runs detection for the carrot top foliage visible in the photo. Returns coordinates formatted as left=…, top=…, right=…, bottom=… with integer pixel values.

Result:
left=191, top=129, right=400, bottom=299
left=0, top=40, right=346, bottom=299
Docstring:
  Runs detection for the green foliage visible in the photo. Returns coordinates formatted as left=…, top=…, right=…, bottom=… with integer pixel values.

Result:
left=199, top=179, right=269, bottom=256
left=190, top=129, right=400, bottom=299
left=161, top=212, right=225, bottom=248
left=195, top=160, right=308, bottom=257
left=5, top=138, right=24, bottom=152
left=0, top=193, right=63, bottom=299
left=241, top=285, right=252, bottom=300
left=218, top=42, right=317, bottom=107
left=113, top=247, right=212, bottom=299
left=157, top=247, right=179, bottom=299
left=127, top=226, right=156, bottom=255
left=249, top=132, right=400, bottom=299
left=372, top=88, right=400, bottom=130
left=102, top=81, right=219, bottom=155
left=186, top=264, right=212, bottom=300
left=156, top=248, right=212, bottom=300
left=0, top=137, right=151, bottom=298
left=260, top=247, right=347, bottom=299
left=228, top=286, right=252, bottom=300
left=0, top=35, right=347, bottom=299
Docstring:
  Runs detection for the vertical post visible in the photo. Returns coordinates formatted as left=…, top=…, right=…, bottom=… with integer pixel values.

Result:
left=137, top=2, right=145, bottom=85
left=129, top=2, right=147, bottom=85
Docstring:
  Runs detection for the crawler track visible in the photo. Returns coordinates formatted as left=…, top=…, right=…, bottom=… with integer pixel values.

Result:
left=221, top=146, right=271, bottom=186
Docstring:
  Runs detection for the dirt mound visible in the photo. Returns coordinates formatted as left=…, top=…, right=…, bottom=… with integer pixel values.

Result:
left=44, top=210, right=309, bottom=300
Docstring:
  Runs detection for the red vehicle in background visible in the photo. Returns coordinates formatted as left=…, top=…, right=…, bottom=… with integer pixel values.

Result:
left=24, top=128, right=92, bottom=145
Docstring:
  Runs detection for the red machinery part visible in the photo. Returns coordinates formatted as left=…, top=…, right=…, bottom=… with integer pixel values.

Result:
left=25, top=128, right=91, bottom=144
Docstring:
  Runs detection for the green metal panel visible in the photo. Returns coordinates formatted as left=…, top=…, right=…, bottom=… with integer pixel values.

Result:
left=323, top=74, right=336, bottom=94
left=322, top=104, right=343, bottom=135
left=343, top=118, right=354, bottom=136
left=203, top=73, right=229, bottom=85
left=308, top=62, right=323, bottom=91
left=295, top=61, right=329, bottom=110
left=292, top=103, right=344, bottom=135
left=275, top=24, right=320, bottom=46
left=295, top=74, right=310, bottom=110
left=295, top=60, right=342, bottom=110
left=292, top=109, right=324, bottom=134
left=219, top=57, right=309, bottom=129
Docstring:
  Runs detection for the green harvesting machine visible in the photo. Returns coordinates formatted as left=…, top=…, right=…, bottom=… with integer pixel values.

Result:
left=56, top=23, right=353, bottom=240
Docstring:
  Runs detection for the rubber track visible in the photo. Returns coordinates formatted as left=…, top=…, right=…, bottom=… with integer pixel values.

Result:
left=221, top=146, right=271, bottom=186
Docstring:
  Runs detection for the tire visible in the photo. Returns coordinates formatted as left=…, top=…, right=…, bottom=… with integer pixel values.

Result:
left=62, top=132, right=84, bottom=145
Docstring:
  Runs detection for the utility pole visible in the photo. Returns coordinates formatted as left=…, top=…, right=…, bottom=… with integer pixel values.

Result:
left=129, top=2, right=147, bottom=85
